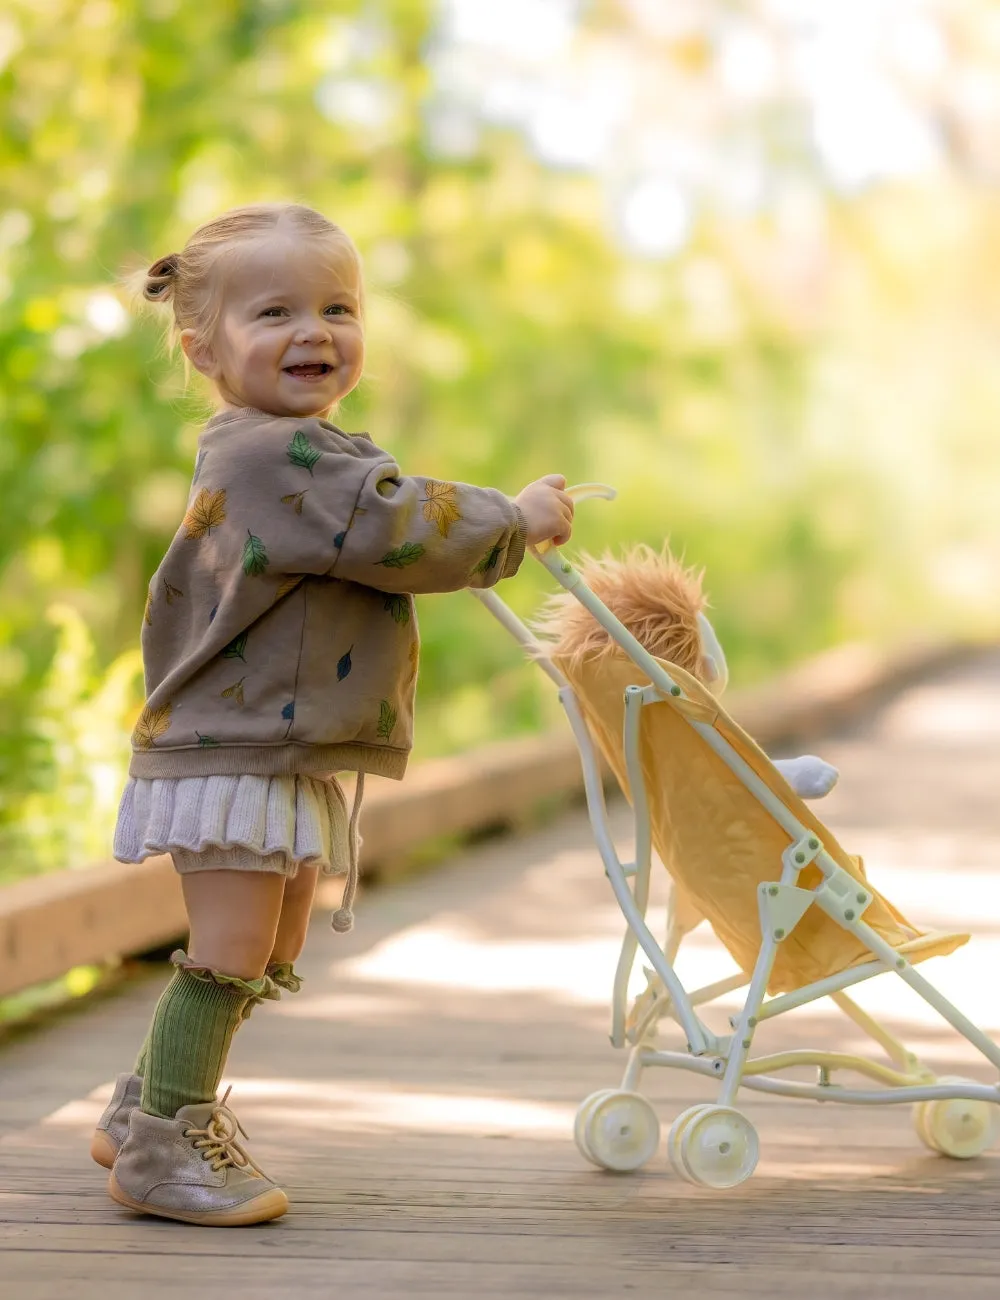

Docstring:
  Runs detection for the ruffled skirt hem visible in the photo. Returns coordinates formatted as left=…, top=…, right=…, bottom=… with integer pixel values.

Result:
left=113, top=773, right=351, bottom=877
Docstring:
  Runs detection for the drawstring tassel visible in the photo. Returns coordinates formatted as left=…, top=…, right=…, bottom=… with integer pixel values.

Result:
left=331, top=771, right=364, bottom=933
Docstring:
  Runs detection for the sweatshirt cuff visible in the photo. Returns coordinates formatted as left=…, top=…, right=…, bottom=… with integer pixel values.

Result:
left=501, top=503, right=528, bottom=580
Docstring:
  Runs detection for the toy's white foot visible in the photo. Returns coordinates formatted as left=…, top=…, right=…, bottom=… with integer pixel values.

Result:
left=774, top=755, right=839, bottom=800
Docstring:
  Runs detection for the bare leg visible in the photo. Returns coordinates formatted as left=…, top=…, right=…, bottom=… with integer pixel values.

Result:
left=269, top=864, right=320, bottom=966
left=183, top=869, right=287, bottom=978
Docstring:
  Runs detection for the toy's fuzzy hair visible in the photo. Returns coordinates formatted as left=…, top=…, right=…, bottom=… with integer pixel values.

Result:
left=532, top=544, right=709, bottom=681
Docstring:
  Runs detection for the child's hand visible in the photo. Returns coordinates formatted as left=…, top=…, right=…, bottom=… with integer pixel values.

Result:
left=515, top=474, right=575, bottom=547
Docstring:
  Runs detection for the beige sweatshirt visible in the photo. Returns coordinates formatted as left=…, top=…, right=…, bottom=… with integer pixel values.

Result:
left=129, top=408, right=526, bottom=780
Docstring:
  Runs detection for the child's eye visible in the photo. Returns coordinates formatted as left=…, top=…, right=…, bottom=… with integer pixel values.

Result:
left=259, top=307, right=286, bottom=318
left=324, top=304, right=351, bottom=317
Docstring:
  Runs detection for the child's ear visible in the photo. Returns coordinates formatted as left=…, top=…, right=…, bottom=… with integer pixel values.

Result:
left=180, top=328, right=219, bottom=379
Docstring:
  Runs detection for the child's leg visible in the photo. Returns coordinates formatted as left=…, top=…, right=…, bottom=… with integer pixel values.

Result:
left=95, top=863, right=308, bottom=1168
left=266, top=864, right=320, bottom=991
left=139, top=869, right=285, bottom=1119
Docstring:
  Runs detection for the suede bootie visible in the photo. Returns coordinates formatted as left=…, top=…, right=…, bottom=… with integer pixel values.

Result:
left=91, top=1073, right=142, bottom=1170
left=108, top=1091, right=287, bottom=1226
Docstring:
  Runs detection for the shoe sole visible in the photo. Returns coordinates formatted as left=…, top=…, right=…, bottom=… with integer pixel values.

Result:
left=90, top=1130, right=118, bottom=1171
left=108, top=1172, right=288, bottom=1226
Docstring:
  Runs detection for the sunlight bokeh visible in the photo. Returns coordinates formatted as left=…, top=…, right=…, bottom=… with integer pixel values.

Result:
left=3, top=1, right=1000, bottom=879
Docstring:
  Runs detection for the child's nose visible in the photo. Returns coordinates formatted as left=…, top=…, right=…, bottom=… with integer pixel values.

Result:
left=296, top=317, right=333, bottom=344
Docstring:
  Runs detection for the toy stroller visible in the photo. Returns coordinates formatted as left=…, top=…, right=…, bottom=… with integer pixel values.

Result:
left=472, top=485, right=1000, bottom=1189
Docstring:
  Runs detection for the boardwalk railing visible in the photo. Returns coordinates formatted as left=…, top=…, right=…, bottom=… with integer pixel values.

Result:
left=0, top=638, right=963, bottom=1000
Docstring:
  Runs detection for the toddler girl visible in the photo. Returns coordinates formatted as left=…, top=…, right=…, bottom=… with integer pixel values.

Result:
left=91, top=202, right=574, bottom=1226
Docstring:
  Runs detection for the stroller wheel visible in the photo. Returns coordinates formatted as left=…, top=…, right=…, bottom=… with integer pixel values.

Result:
left=667, top=1103, right=714, bottom=1178
left=669, top=1105, right=759, bottom=1189
left=579, top=1090, right=660, bottom=1172
left=573, top=1090, right=616, bottom=1166
left=913, top=1078, right=1000, bottom=1160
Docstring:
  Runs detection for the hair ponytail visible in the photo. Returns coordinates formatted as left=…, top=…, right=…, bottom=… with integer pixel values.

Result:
left=143, top=253, right=180, bottom=302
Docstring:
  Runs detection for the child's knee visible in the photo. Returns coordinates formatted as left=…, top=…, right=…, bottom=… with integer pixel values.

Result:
left=185, top=936, right=276, bottom=981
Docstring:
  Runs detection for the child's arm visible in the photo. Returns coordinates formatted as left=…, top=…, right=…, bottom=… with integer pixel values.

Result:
left=331, top=462, right=572, bottom=594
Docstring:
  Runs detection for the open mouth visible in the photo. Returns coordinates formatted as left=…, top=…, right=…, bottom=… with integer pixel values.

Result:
left=283, top=363, right=334, bottom=379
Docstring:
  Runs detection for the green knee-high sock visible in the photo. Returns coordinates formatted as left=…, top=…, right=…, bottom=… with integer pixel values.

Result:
left=140, top=968, right=253, bottom=1119
left=134, top=961, right=290, bottom=1074
left=266, top=961, right=303, bottom=993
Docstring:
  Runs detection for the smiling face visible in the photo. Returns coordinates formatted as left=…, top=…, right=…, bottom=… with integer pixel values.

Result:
left=182, top=231, right=364, bottom=418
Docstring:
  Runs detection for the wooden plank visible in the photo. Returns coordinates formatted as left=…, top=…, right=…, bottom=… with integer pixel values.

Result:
left=2, top=649, right=1000, bottom=1296
left=0, top=637, right=976, bottom=999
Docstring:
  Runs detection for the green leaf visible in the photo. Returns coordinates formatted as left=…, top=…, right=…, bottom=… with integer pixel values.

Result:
left=222, top=630, right=249, bottom=662
left=377, top=698, right=397, bottom=741
left=384, top=593, right=410, bottom=625
left=337, top=647, right=353, bottom=681
left=474, top=541, right=503, bottom=575
left=196, top=733, right=220, bottom=747
left=377, top=541, right=424, bottom=569
left=242, top=531, right=269, bottom=577
left=287, top=430, right=322, bottom=475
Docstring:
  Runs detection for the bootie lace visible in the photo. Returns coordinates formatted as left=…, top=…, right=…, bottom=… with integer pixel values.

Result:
left=182, top=1088, right=264, bottom=1175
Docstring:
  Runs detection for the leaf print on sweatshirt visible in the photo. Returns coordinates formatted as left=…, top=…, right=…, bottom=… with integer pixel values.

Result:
left=143, top=590, right=152, bottom=627
left=222, top=630, right=249, bottom=663
left=474, top=540, right=503, bottom=575
left=275, top=574, right=304, bottom=601
left=281, top=490, right=308, bottom=515
left=377, top=699, right=397, bottom=741
left=333, top=504, right=368, bottom=551
left=422, top=481, right=462, bottom=538
left=184, top=487, right=227, bottom=540
left=337, top=647, right=353, bottom=681
left=377, top=541, right=424, bottom=569
left=196, top=733, right=220, bottom=747
left=287, top=429, right=322, bottom=475
left=384, top=593, right=410, bottom=625
left=242, top=531, right=269, bottom=577
left=163, top=578, right=184, bottom=604
left=408, top=638, right=419, bottom=679
left=132, top=702, right=172, bottom=749
left=221, top=677, right=246, bottom=706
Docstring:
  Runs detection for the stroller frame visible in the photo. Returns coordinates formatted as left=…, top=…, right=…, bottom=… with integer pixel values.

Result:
left=473, top=520, right=1000, bottom=1186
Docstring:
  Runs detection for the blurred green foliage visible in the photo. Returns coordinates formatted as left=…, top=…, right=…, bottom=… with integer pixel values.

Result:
left=2, top=1, right=999, bottom=883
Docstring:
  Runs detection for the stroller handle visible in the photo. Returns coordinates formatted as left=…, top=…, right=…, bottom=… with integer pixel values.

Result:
left=533, top=482, right=617, bottom=556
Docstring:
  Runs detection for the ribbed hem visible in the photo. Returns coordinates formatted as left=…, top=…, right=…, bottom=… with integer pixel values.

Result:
left=204, top=408, right=370, bottom=440
left=172, top=847, right=296, bottom=876
left=502, top=505, right=528, bottom=580
left=129, top=741, right=408, bottom=780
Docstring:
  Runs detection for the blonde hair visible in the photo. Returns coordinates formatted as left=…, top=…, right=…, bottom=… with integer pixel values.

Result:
left=533, top=544, right=709, bottom=680
left=138, top=202, right=363, bottom=356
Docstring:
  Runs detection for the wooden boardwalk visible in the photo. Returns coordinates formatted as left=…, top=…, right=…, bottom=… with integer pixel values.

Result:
left=3, top=649, right=1000, bottom=1298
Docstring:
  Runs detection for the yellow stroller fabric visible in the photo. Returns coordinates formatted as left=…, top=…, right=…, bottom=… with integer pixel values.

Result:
left=555, top=650, right=968, bottom=995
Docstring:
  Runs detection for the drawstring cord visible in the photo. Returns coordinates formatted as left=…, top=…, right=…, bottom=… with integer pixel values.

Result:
left=330, top=771, right=364, bottom=933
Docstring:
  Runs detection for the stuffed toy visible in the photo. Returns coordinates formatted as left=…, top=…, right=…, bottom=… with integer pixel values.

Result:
left=534, top=544, right=839, bottom=801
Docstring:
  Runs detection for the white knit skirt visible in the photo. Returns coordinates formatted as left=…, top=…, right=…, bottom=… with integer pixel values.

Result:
left=114, top=773, right=352, bottom=878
